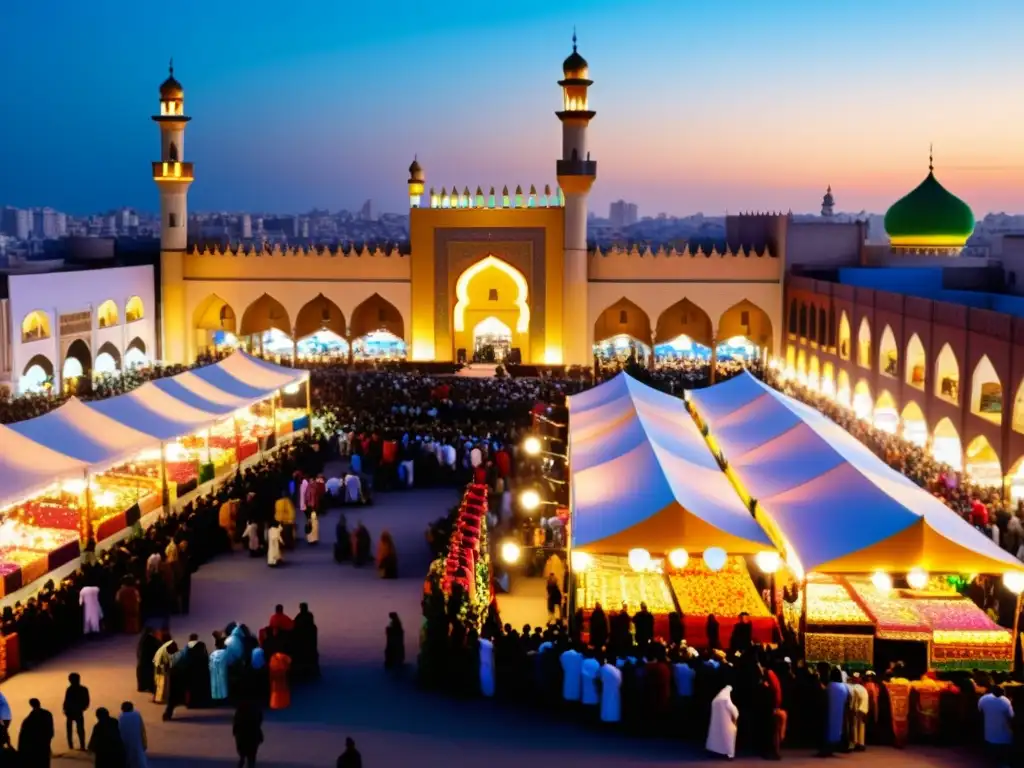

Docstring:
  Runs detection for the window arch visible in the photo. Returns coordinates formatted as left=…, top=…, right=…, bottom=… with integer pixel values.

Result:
left=905, top=333, right=926, bottom=390
left=970, top=354, right=1003, bottom=425
left=788, top=299, right=798, bottom=335
left=837, top=311, right=851, bottom=360
left=818, top=308, right=827, bottom=345
left=21, top=310, right=51, bottom=343
left=878, top=325, right=898, bottom=377
left=808, top=307, right=817, bottom=343
left=798, top=305, right=808, bottom=338
left=97, top=299, right=119, bottom=328
left=856, top=317, right=871, bottom=368
left=125, top=296, right=145, bottom=322
left=934, top=343, right=960, bottom=404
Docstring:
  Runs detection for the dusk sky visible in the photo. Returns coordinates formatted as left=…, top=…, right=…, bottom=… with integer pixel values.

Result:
left=2, top=0, right=1023, bottom=217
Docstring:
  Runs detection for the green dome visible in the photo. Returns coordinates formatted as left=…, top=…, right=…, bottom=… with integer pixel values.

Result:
left=884, top=170, right=975, bottom=248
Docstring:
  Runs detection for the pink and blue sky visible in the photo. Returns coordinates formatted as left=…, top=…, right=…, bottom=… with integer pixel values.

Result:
left=1, top=0, right=1022, bottom=216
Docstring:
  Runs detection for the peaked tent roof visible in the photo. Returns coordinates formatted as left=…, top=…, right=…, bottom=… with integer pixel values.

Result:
left=8, top=397, right=158, bottom=468
left=0, top=424, right=89, bottom=508
left=567, top=373, right=773, bottom=555
left=689, top=372, right=1022, bottom=575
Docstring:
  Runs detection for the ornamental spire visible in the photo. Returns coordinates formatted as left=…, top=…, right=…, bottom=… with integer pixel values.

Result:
left=929, top=143, right=934, bottom=173
left=572, top=27, right=577, bottom=52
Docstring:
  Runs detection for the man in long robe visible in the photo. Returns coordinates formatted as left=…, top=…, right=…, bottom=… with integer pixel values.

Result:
left=183, top=634, right=211, bottom=708
left=118, top=702, right=147, bottom=768
left=268, top=652, right=292, bottom=710
left=116, top=579, right=141, bottom=634
left=706, top=685, right=739, bottom=759
left=136, top=629, right=160, bottom=694
left=80, top=585, right=103, bottom=635
left=152, top=640, right=177, bottom=704
left=87, top=707, right=125, bottom=768
left=209, top=647, right=230, bottom=702
left=266, top=525, right=284, bottom=568
left=600, top=658, right=622, bottom=723
left=292, top=603, right=319, bottom=679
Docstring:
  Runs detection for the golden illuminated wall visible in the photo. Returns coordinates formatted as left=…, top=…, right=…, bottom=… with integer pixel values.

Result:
left=454, top=260, right=528, bottom=357
left=409, top=206, right=564, bottom=363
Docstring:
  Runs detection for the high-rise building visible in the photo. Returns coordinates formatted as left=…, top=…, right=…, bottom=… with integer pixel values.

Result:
left=1, top=207, right=31, bottom=240
left=359, top=199, right=376, bottom=222
left=241, top=214, right=252, bottom=239
left=609, top=199, right=638, bottom=229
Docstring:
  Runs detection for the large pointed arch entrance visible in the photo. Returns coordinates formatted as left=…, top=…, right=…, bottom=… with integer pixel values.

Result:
left=453, top=255, right=530, bottom=363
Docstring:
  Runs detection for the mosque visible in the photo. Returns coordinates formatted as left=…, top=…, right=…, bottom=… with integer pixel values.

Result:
left=10, top=38, right=1024, bottom=492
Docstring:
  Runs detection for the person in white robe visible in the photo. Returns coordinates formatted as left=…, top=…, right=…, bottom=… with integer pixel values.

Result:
left=706, top=685, right=739, bottom=759
left=580, top=654, right=600, bottom=711
left=479, top=637, right=495, bottom=697
left=267, top=525, right=283, bottom=567
left=209, top=648, right=229, bottom=701
left=80, top=584, right=103, bottom=634
left=298, top=477, right=309, bottom=514
left=307, top=511, right=320, bottom=545
left=344, top=473, right=362, bottom=504
left=560, top=647, right=583, bottom=702
left=599, top=661, right=622, bottom=723
left=118, top=701, right=148, bottom=768
left=243, top=520, right=260, bottom=556
left=145, top=553, right=161, bottom=580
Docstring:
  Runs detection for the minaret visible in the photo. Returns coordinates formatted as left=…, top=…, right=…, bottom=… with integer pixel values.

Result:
left=151, top=60, right=193, bottom=363
left=556, top=31, right=596, bottom=366
left=408, top=157, right=425, bottom=208
left=821, top=185, right=835, bottom=217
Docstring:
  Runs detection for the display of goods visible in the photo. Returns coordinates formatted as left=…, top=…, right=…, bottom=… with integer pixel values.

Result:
left=11, top=501, right=78, bottom=531
left=0, top=550, right=48, bottom=585
left=208, top=434, right=237, bottom=450
left=845, top=578, right=931, bottom=641
left=0, top=522, right=78, bottom=554
left=668, top=556, right=769, bottom=618
left=805, top=576, right=872, bottom=627
left=912, top=598, right=1009, bottom=639
left=166, top=461, right=198, bottom=486
left=805, top=632, right=874, bottom=669
left=931, top=639, right=1012, bottom=671
left=577, top=563, right=675, bottom=615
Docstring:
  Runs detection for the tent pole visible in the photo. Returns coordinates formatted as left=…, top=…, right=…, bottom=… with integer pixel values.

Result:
left=271, top=393, right=278, bottom=451
left=799, top=576, right=808, bottom=646
left=1013, top=591, right=1023, bottom=677
left=159, top=441, right=169, bottom=512
left=233, top=412, right=242, bottom=471
left=82, top=469, right=92, bottom=548
left=305, top=375, right=312, bottom=432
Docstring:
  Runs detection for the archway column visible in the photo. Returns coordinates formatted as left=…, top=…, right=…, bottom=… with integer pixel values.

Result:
left=292, top=326, right=298, bottom=366
left=648, top=331, right=656, bottom=371
left=709, top=332, right=718, bottom=384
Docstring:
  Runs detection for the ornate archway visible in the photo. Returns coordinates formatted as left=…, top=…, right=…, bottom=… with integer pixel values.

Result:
left=594, top=298, right=652, bottom=345
left=351, top=293, right=405, bottom=340
left=901, top=401, right=927, bottom=447
left=193, top=294, right=239, bottom=353
left=718, top=299, right=773, bottom=354
left=64, top=338, right=92, bottom=385
left=934, top=343, right=960, bottom=404
left=452, top=257, right=527, bottom=361
left=970, top=354, right=1003, bottom=425
left=95, top=341, right=121, bottom=374
left=654, top=298, right=713, bottom=348
left=239, top=294, right=291, bottom=338
left=295, top=294, right=346, bottom=340
left=932, top=417, right=962, bottom=470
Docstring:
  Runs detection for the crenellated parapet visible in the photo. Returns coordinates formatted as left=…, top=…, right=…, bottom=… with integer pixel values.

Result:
left=588, top=243, right=781, bottom=283
left=183, top=242, right=411, bottom=281
left=425, top=184, right=565, bottom=210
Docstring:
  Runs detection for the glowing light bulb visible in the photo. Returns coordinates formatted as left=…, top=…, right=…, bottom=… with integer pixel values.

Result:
left=571, top=551, right=593, bottom=571
left=523, top=436, right=542, bottom=456
left=519, top=490, right=541, bottom=511
left=703, top=547, right=727, bottom=572
left=667, top=549, right=689, bottom=569
left=906, top=568, right=928, bottom=590
left=1004, top=571, right=1024, bottom=595
left=755, top=551, right=782, bottom=574
left=871, top=571, right=892, bottom=593
left=500, top=540, right=521, bottom=565
left=627, top=548, right=652, bottom=572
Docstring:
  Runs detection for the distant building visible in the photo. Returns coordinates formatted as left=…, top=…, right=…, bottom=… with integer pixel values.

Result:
left=359, top=199, right=376, bottom=222
left=1, top=207, right=31, bottom=240
left=241, top=214, right=252, bottom=239
left=609, top=199, right=638, bottom=229
left=821, top=186, right=835, bottom=218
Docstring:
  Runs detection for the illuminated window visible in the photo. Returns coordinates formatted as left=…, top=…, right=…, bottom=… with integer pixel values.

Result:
left=21, top=310, right=50, bottom=342
left=125, top=296, right=145, bottom=322
left=488, top=289, right=498, bottom=301
left=97, top=300, right=119, bottom=328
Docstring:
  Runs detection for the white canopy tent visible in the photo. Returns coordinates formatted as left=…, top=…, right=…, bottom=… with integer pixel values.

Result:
left=567, top=373, right=774, bottom=555
left=0, top=425, right=90, bottom=508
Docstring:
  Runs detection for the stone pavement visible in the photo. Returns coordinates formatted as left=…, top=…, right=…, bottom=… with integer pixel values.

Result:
left=0, top=487, right=982, bottom=767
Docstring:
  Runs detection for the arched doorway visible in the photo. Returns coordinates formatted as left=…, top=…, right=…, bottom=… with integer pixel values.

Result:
left=857, top=318, right=871, bottom=368
left=836, top=369, right=852, bottom=407
left=852, top=379, right=872, bottom=420
left=808, top=356, right=821, bottom=391
left=796, top=349, right=808, bottom=384
left=95, top=341, right=121, bottom=375
left=838, top=311, right=851, bottom=360
left=970, top=355, right=1003, bottom=425
left=125, top=337, right=148, bottom=368
left=879, top=325, right=898, bottom=377
left=718, top=299, right=773, bottom=357
left=821, top=361, right=835, bottom=396
left=240, top=294, right=292, bottom=356
left=1007, top=456, right=1024, bottom=503
left=453, top=257, right=525, bottom=362
left=932, top=417, right=963, bottom=470
left=352, top=293, right=406, bottom=359
left=905, top=333, right=926, bottom=390
left=295, top=294, right=347, bottom=359
left=873, top=390, right=899, bottom=434
left=785, top=346, right=796, bottom=373
left=193, top=294, right=238, bottom=353
left=900, top=401, right=928, bottom=447
left=63, top=339, right=91, bottom=390
left=934, top=343, right=960, bottom=404
left=654, top=299, right=714, bottom=356
left=20, top=354, right=54, bottom=394
left=594, top=298, right=653, bottom=364
left=473, top=316, right=514, bottom=362
left=965, top=435, right=1002, bottom=489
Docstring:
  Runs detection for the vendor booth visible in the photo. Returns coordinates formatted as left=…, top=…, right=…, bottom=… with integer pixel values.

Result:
left=689, top=372, right=1021, bottom=672
left=0, top=351, right=311, bottom=597
left=567, top=373, right=779, bottom=648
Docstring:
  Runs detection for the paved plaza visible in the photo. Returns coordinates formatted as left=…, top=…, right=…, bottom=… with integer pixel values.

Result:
left=0, top=486, right=982, bottom=767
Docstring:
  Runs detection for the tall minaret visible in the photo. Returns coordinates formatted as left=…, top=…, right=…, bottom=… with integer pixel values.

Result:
left=151, top=60, right=193, bottom=363
left=556, top=32, right=596, bottom=367
left=821, top=185, right=835, bottom=218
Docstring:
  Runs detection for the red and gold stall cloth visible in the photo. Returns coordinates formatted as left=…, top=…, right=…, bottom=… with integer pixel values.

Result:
left=884, top=680, right=911, bottom=748
left=805, top=632, right=874, bottom=669
left=911, top=687, right=942, bottom=739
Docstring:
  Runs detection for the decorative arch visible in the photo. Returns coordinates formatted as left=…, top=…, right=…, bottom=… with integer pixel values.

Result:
left=21, top=310, right=51, bottom=343
left=808, top=356, right=821, bottom=389
left=905, top=333, right=926, bottom=390
left=836, top=368, right=852, bottom=407
left=64, top=338, right=91, bottom=381
left=125, top=295, right=145, bottom=322
left=932, top=417, right=963, bottom=470
left=1012, top=380, right=1024, bottom=435
left=1009, top=456, right=1024, bottom=503
left=821, top=361, right=836, bottom=395
left=852, top=379, right=872, bottom=420
left=95, top=341, right=121, bottom=374
left=934, top=343, right=960, bottom=404
left=878, top=325, right=898, bottom=377
left=193, top=294, right=238, bottom=334
left=22, top=353, right=54, bottom=378
left=796, top=349, right=808, bottom=378
left=593, top=298, right=652, bottom=345
left=717, top=299, right=773, bottom=353
left=125, top=337, right=148, bottom=368
left=838, top=311, right=851, bottom=360
left=798, top=305, right=808, bottom=338
left=239, top=294, right=290, bottom=337
left=873, top=390, right=899, bottom=434
left=351, top=293, right=405, bottom=340
left=295, top=294, right=346, bottom=340
left=965, top=435, right=1002, bottom=488
left=96, top=299, right=119, bottom=329
left=970, top=354, right=1002, bottom=424
left=856, top=317, right=871, bottom=368
left=454, top=255, right=528, bottom=334
left=785, top=346, right=796, bottom=371
left=20, top=354, right=53, bottom=394
left=900, top=401, right=928, bottom=447
left=788, top=299, right=798, bottom=335
left=654, top=298, right=713, bottom=347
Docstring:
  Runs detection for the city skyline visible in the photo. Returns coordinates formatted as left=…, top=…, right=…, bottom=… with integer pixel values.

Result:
left=2, top=1, right=1023, bottom=217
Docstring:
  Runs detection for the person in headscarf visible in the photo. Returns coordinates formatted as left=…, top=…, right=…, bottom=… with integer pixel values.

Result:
left=183, top=633, right=211, bottom=709
left=135, top=628, right=160, bottom=695
left=589, top=603, right=608, bottom=650
left=117, top=702, right=147, bottom=768
left=80, top=584, right=103, bottom=635
left=824, top=667, right=850, bottom=756
left=706, top=614, right=721, bottom=651
left=266, top=523, right=284, bottom=568
left=115, top=578, right=141, bottom=634
left=152, top=639, right=178, bottom=704
left=384, top=613, right=405, bottom=670
left=306, top=511, right=320, bottom=545
left=232, top=699, right=264, bottom=768
left=376, top=531, right=397, bottom=579
left=87, top=707, right=125, bottom=768
left=292, top=604, right=319, bottom=679
left=333, top=515, right=352, bottom=563
left=209, top=645, right=230, bottom=703
left=225, top=625, right=247, bottom=665
left=352, top=522, right=371, bottom=567
left=268, top=652, right=292, bottom=710
left=706, top=685, right=739, bottom=759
